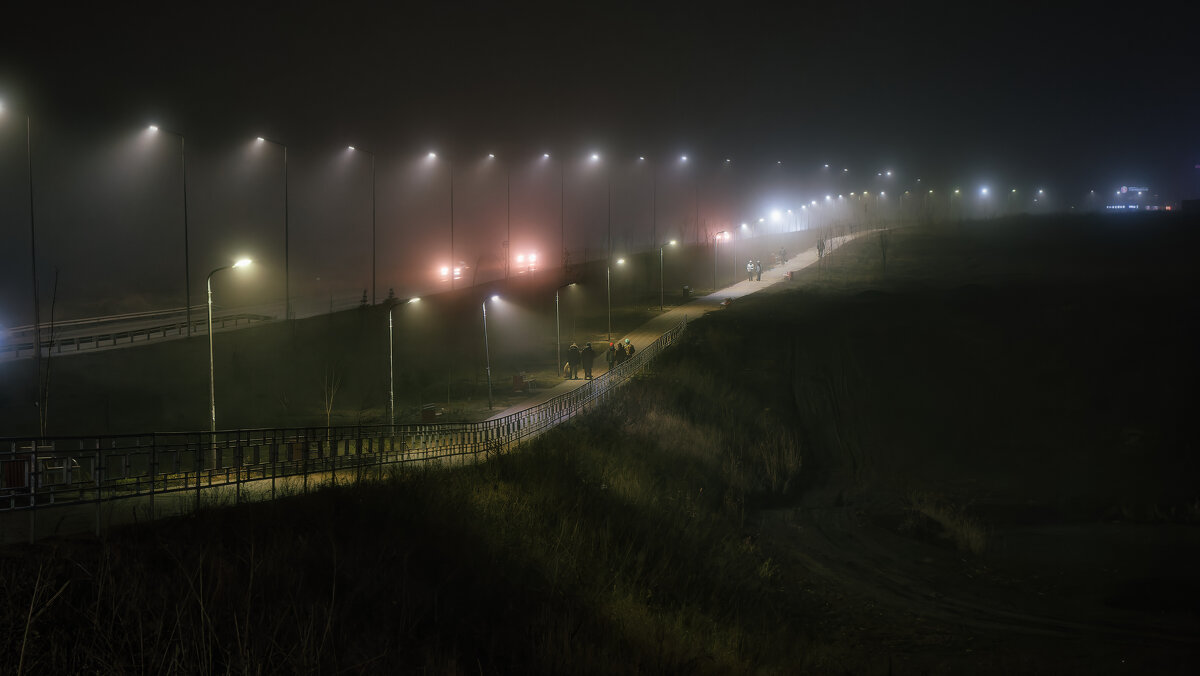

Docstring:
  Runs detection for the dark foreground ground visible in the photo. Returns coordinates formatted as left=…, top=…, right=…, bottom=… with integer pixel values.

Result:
left=2, top=214, right=1198, bottom=674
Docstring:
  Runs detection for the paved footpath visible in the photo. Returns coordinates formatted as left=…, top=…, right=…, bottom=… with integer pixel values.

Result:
left=487, top=232, right=862, bottom=421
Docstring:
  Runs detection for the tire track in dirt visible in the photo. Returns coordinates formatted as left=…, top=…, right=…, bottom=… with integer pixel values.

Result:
left=760, top=501, right=1200, bottom=651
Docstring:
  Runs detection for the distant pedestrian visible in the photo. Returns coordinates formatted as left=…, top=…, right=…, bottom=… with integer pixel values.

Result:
left=755, top=260, right=763, bottom=281
left=614, top=340, right=627, bottom=365
left=817, top=239, right=826, bottom=259
left=567, top=342, right=580, bottom=380
left=746, top=260, right=755, bottom=281
left=581, top=342, right=596, bottom=379
left=623, top=338, right=635, bottom=361
left=606, top=342, right=618, bottom=370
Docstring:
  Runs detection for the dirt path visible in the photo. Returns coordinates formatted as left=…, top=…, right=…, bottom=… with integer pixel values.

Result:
left=758, top=494, right=1200, bottom=671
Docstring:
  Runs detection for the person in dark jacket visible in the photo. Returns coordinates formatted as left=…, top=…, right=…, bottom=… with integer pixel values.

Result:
left=567, top=342, right=580, bottom=380
left=581, top=342, right=596, bottom=379
left=755, top=259, right=763, bottom=281
left=623, top=338, right=635, bottom=361
left=606, top=342, right=618, bottom=371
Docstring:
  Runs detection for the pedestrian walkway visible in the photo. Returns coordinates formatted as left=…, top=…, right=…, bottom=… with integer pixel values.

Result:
left=487, top=233, right=856, bottom=421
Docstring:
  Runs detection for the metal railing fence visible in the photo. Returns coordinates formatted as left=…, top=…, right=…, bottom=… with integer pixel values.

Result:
left=0, top=317, right=687, bottom=543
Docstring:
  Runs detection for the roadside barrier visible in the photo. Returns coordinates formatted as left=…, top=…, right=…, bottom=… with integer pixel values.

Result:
left=0, top=317, right=687, bottom=543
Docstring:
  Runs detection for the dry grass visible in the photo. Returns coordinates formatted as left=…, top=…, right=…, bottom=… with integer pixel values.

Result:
left=905, top=490, right=988, bottom=555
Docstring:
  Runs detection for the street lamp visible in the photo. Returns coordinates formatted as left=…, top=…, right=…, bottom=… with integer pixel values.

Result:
left=486, top=153, right=512, bottom=279
left=713, top=230, right=729, bottom=289
left=607, top=258, right=624, bottom=341
left=347, top=146, right=376, bottom=303
left=388, top=297, right=419, bottom=427
left=2, top=102, right=41, bottom=409
left=555, top=282, right=575, bottom=374
left=482, top=295, right=500, bottom=410
left=255, top=137, right=289, bottom=319
left=149, top=125, right=193, bottom=336
left=429, top=151, right=455, bottom=290
left=207, top=258, right=252, bottom=433
left=659, top=240, right=677, bottom=311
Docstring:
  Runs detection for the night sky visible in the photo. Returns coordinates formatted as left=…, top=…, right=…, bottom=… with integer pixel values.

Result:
left=1, top=2, right=1196, bottom=324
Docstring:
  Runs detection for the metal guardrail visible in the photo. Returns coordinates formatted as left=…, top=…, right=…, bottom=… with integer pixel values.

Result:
left=0, top=317, right=688, bottom=542
left=1, top=312, right=276, bottom=361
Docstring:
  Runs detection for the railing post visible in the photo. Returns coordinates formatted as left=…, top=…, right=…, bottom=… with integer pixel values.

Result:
left=235, top=432, right=242, bottom=505
left=94, top=439, right=102, bottom=538
left=28, top=442, right=36, bottom=544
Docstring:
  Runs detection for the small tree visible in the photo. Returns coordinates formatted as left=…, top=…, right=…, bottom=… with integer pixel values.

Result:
left=322, top=366, right=342, bottom=429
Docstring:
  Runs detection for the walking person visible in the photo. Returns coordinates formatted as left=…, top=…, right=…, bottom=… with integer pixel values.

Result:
left=567, top=342, right=581, bottom=380
left=623, top=338, right=635, bottom=361
left=605, top=342, right=618, bottom=371
left=747, top=260, right=755, bottom=282
left=755, top=260, right=763, bottom=281
left=581, top=342, right=596, bottom=379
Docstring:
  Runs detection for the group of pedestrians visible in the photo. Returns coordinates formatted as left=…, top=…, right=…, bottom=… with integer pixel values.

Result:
left=746, top=259, right=763, bottom=281
left=563, top=338, right=635, bottom=379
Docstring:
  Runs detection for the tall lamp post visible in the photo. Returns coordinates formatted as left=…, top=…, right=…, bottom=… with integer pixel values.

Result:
left=659, top=240, right=676, bottom=311
left=2, top=102, right=41, bottom=419
left=554, top=282, right=575, bottom=372
left=256, top=137, right=289, bottom=319
left=149, top=125, right=192, bottom=336
left=348, top=146, right=376, bottom=303
left=428, top=152, right=455, bottom=290
left=388, top=297, right=419, bottom=427
left=714, top=231, right=728, bottom=289
left=482, top=295, right=499, bottom=410
left=607, top=258, right=624, bottom=341
left=207, top=258, right=252, bottom=434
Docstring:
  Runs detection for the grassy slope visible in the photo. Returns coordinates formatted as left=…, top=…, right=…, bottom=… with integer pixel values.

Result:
left=3, top=214, right=1198, bottom=674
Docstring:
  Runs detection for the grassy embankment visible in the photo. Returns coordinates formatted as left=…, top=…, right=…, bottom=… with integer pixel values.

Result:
left=4, top=214, right=1197, bottom=673
left=1, top=325, right=824, bottom=674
